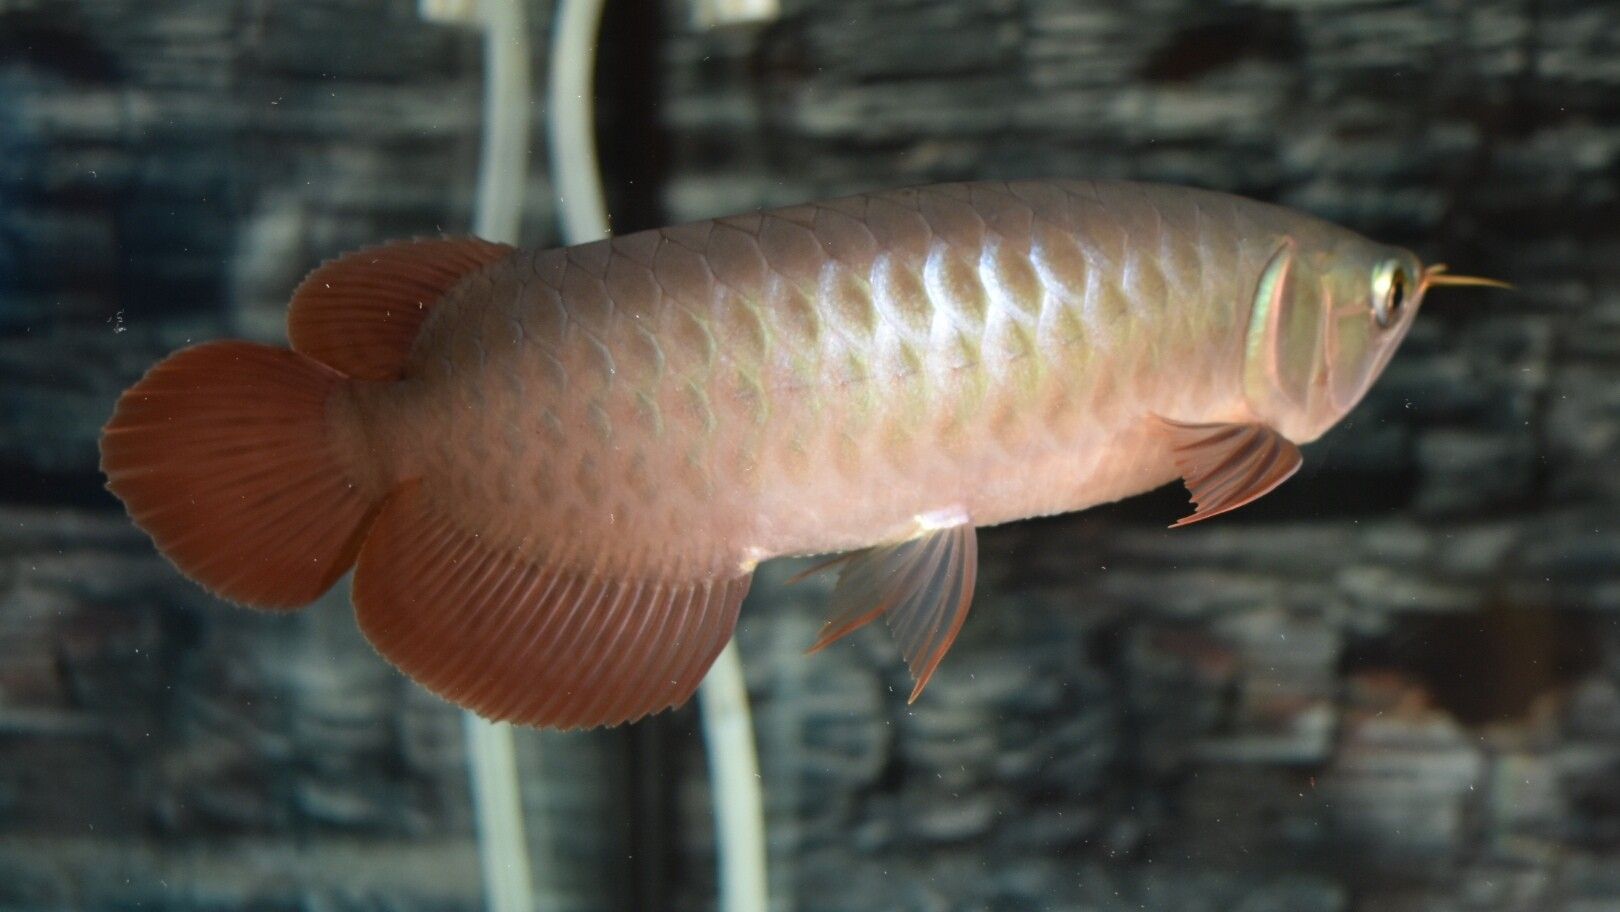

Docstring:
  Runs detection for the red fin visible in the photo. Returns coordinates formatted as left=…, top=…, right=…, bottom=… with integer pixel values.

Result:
left=1154, top=417, right=1303, bottom=528
left=99, top=342, right=381, bottom=608
left=287, top=237, right=513, bottom=380
left=352, top=484, right=753, bottom=729
left=805, top=523, right=978, bottom=703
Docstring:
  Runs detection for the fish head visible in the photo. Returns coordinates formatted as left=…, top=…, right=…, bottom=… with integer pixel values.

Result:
left=1315, top=242, right=1427, bottom=430
left=1243, top=230, right=1507, bottom=443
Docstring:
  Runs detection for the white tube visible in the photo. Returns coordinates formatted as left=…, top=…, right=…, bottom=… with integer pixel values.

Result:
left=464, top=3, right=536, bottom=912
left=463, top=714, right=535, bottom=912
left=475, top=0, right=534, bottom=246
left=546, top=0, right=611, bottom=243
left=697, top=640, right=771, bottom=912
left=545, top=3, right=769, bottom=911
left=693, top=0, right=781, bottom=28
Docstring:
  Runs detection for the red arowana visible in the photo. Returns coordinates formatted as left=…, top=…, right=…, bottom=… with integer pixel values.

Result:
left=99, top=180, right=1507, bottom=729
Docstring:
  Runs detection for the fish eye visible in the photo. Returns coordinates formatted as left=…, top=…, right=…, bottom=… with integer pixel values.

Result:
left=1371, top=261, right=1408, bottom=328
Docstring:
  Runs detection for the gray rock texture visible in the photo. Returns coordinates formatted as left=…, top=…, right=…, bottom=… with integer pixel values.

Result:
left=2, top=0, right=1618, bottom=910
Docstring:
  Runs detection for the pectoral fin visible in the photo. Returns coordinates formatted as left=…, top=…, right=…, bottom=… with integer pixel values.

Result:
left=1153, top=417, right=1302, bottom=528
left=797, top=521, right=978, bottom=702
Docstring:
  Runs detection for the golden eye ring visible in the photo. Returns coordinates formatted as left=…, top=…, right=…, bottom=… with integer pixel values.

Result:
left=1372, top=261, right=1407, bottom=328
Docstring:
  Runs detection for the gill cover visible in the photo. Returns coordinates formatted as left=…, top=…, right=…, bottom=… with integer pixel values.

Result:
left=1242, top=240, right=1323, bottom=429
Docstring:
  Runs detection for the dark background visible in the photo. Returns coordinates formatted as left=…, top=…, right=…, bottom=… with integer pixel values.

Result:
left=3, top=0, right=1619, bottom=910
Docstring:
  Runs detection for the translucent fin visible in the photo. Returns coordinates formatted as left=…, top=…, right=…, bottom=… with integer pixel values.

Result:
left=99, top=342, right=381, bottom=608
left=804, top=523, right=978, bottom=702
left=352, top=483, right=753, bottom=729
left=784, top=552, right=856, bottom=585
left=1154, top=417, right=1303, bottom=528
left=287, top=237, right=514, bottom=380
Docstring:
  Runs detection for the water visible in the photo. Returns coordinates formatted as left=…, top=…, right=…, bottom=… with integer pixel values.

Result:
left=2, top=1, right=1617, bottom=910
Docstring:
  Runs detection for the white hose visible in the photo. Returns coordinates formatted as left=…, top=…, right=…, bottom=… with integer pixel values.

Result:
left=462, top=714, right=535, bottom=912
left=464, top=3, right=536, bottom=912
left=546, top=0, right=611, bottom=242
left=696, top=640, right=771, bottom=912
left=473, top=0, right=534, bottom=245
left=546, top=3, right=769, bottom=911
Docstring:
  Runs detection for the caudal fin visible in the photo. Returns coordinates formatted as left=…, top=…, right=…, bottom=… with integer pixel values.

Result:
left=100, top=341, right=381, bottom=609
left=99, top=237, right=512, bottom=609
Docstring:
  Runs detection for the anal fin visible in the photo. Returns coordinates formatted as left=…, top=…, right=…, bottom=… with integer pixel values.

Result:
left=801, top=521, right=978, bottom=703
left=1153, top=417, right=1303, bottom=527
left=353, top=483, right=752, bottom=729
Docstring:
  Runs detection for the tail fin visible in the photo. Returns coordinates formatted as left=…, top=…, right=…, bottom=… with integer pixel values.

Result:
left=100, top=237, right=513, bottom=609
left=100, top=341, right=381, bottom=609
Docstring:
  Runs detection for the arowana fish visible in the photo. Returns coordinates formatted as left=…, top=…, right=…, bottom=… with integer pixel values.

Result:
left=99, top=180, right=1507, bottom=729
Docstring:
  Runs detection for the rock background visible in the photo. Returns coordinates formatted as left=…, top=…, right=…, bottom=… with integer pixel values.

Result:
left=2, top=0, right=1618, bottom=910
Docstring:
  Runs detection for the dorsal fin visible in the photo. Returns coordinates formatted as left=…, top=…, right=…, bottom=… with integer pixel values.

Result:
left=287, top=237, right=514, bottom=380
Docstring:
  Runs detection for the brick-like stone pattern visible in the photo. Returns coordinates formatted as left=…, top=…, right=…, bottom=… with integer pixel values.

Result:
left=2, top=0, right=1618, bottom=910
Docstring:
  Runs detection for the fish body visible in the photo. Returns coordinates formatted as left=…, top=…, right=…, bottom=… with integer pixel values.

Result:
left=351, top=181, right=1376, bottom=578
left=100, top=179, right=1492, bottom=728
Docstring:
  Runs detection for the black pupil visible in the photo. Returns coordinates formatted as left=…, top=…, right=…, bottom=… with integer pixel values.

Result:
left=1389, top=269, right=1407, bottom=314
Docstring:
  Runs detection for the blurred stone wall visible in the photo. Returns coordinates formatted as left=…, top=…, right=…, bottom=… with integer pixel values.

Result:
left=2, top=0, right=1619, bottom=911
